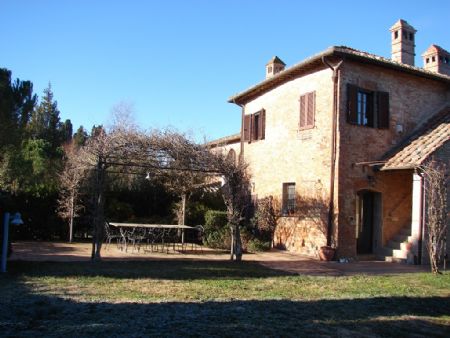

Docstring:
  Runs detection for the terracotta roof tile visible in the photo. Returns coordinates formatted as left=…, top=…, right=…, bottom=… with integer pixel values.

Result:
left=381, top=107, right=450, bottom=170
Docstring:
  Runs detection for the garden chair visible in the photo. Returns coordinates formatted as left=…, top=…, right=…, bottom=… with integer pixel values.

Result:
left=104, top=222, right=122, bottom=250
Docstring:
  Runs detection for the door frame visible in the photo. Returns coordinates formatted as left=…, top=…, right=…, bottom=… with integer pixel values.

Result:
left=356, top=189, right=382, bottom=255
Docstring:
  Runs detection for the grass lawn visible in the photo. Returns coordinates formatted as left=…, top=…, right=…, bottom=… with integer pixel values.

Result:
left=1, top=260, right=449, bottom=337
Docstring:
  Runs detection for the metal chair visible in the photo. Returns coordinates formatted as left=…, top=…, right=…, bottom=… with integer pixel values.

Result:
left=104, top=222, right=122, bottom=250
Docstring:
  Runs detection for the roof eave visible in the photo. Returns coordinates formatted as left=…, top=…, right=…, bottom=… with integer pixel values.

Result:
left=228, top=46, right=450, bottom=106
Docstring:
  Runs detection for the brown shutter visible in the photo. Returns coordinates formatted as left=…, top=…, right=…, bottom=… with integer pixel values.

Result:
left=366, top=91, right=374, bottom=127
left=377, top=91, right=389, bottom=129
left=260, top=109, right=266, bottom=140
left=282, top=183, right=288, bottom=212
left=250, top=113, right=255, bottom=142
left=243, top=114, right=251, bottom=141
left=299, top=95, right=306, bottom=128
left=307, top=91, right=315, bottom=127
left=347, top=84, right=358, bottom=124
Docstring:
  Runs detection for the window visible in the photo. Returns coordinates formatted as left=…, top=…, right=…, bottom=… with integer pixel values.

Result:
left=243, top=109, right=266, bottom=142
left=226, top=149, right=236, bottom=164
left=282, top=183, right=296, bottom=215
left=347, top=84, right=389, bottom=129
left=299, top=91, right=315, bottom=130
left=394, top=31, right=399, bottom=39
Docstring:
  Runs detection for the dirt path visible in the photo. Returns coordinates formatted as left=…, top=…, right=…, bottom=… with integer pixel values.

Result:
left=10, top=241, right=428, bottom=276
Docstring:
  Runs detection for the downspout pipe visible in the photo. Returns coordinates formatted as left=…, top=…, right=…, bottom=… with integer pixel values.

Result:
left=232, top=99, right=245, bottom=159
left=322, top=56, right=343, bottom=247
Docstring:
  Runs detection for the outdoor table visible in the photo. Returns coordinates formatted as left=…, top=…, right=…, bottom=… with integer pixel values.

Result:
left=109, top=222, right=196, bottom=252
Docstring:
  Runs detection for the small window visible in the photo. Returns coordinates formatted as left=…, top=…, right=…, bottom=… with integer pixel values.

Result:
left=268, top=66, right=272, bottom=73
left=426, top=58, right=430, bottom=64
left=403, top=31, right=407, bottom=39
left=445, top=57, right=449, bottom=64
left=226, top=149, right=236, bottom=164
left=409, top=33, right=414, bottom=41
left=394, top=31, right=399, bottom=39
left=432, top=56, right=436, bottom=62
left=282, top=183, right=296, bottom=215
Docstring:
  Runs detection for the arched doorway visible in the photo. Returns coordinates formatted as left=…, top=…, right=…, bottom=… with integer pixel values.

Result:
left=356, top=190, right=382, bottom=255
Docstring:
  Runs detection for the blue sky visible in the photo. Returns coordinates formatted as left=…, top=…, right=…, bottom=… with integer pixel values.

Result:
left=1, top=0, right=449, bottom=141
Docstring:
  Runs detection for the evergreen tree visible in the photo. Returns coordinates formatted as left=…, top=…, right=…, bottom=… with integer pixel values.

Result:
left=73, top=125, right=88, bottom=147
left=61, top=119, right=73, bottom=143
left=0, top=68, right=36, bottom=148
left=29, top=83, right=64, bottom=150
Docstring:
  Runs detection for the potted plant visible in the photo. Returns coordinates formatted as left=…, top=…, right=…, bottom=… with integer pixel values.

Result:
left=319, top=245, right=336, bottom=261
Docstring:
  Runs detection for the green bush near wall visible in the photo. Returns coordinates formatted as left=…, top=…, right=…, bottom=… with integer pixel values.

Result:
left=203, top=210, right=230, bottom=249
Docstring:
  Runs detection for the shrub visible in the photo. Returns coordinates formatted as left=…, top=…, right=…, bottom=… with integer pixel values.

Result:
left=247, top=238, right=272, bottom=252
left=204, top=210, right=230, bottom=249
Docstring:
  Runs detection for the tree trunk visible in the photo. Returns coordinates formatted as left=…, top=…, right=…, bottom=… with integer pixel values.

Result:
left=69, top=194, right=74, bottom=243
left=229, top=222, right=242, bottom=261
left=91, top=157, right=106, bottom=261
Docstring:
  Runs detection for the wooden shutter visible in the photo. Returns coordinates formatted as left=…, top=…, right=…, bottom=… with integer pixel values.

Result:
left=377, top=91, right=389, bottom=129
left=260, top=109, right=266, bottom=140
left=299, top=92, right=315, bottom=129
left=366, top=91, right=374, bottom=127
left=243, top=114, right=251, bottom=141
left=250, top=113, right=256, bottom=142
left=306, top=92, right=315, bottom=127
left=299, top=95, right=306, bottom=129
left=347, top=84, right=358, bottom=124
left=282, top=183, right=288, bottom=213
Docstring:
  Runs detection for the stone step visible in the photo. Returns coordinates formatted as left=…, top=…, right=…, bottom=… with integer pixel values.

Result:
left=387, top=240, right=413, bottom=251
left=385, top=256, right=407, bottom=263
left=393, top=234, right=414, bottom=244
left=392, top=248, right=408, bottom=259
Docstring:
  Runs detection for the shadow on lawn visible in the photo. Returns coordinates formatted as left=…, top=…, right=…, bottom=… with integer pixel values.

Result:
left=6, top=260, right=294, bottom=280
left=1, top=279, right=449, bottom=337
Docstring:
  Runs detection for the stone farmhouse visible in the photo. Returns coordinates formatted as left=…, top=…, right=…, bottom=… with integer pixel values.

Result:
left=210, top=20, right=450, bottom=263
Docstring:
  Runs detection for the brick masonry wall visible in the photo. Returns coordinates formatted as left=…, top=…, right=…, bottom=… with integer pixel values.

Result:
left=242, top=67, right=335, bottom=257
left=336, top=61, right=450, bottom=257
left=225, top=59, right=449, bottom=259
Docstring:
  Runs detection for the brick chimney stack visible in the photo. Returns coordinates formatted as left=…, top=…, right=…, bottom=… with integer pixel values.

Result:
left=422, top=45, right=450, bottom=76
left=266, top=56, right=285, bottom=79
left=390, top=19, right=416, bottom=66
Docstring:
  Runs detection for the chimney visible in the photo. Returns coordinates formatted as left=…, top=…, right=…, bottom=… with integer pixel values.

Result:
left=266, top=56, right=285, bottom=79
left=422, top=45, right=450, bottom=76
left=390, top=19, right=416, bottom=66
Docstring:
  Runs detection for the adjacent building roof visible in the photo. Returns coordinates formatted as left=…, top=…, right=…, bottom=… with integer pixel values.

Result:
left=228, top=46, right=450, bottom=105
left=381, top=107, right=450, bottom=170
left=205, top=133, right=241, bottom=148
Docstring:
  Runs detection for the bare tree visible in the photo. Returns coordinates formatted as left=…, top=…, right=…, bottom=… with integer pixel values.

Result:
left=64, top=118, right=250, bottom=262
left=57, top=143, right=87, bottom=242
left=422, top=159, right=448, bottom=274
